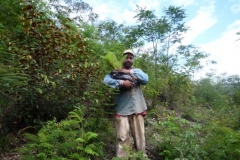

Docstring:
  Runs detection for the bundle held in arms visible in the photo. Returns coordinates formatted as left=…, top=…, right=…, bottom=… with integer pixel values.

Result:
left=102, top=51, right=137, bottom=88
left=110, top=71, right=137, bottom=86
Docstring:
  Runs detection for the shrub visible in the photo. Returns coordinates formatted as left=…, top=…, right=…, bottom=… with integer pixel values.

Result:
left=17, top=104, right=104, bottom=160
left=203, top=125, right=240, bottom=160
left=147, top=110, right=206, bottom=159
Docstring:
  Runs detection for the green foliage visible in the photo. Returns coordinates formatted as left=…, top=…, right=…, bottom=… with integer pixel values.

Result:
left=146, top=108, right=205, bottom=160
left=2, top=0, right=99, bottom=127
left=193, top=78, right=229, bottom=108
left=223, top=75, right=240, bottom=105
left=134, top=53, right=159, bottom=103
left=101, top=51, right=124, bottom=72
left=1, top=1, right=240, bottom=159
left=97, top=20, right=124, bottom=43
left=112, top=150, right=149, bottom=160
left=176, top=44, right=210, bottom=75
left=0, top=1, right=29, bottom=147
left=0, top=0, right=22, bottom=31
left=48, top=0, right=98, bottom=24
left=0, top=59, right=27, bottom=89
left=131, top=6, right=209, bottom=109
left=17, top=104, right=104, bottom=159
left=0, top=0, right=27, bottom=102
left=97, top=20, right=142, bottom=49
left=147, top=109, right=206, bottom=159
left=0, top=49, right=27, bottom=112
left=147, top=101, right=240, bottom=160
left=203, top=125, right=240, bottom=160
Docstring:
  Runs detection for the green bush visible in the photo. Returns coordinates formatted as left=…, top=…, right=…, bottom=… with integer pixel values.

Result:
left=2, top=0, right=99, bottom=128
left=203, top=125, right=240, bottom=160
left=193, top=78, right=229, bottom=108
left=17, top=104, right=104, bottom=160
left=147, top=110, right=206, bottom=159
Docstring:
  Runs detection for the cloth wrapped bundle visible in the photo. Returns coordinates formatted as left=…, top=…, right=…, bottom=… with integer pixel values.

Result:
left=110, top=71, right=138, bottom=87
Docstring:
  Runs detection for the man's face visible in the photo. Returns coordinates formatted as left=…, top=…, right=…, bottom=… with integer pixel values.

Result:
left=123, top=53, right=134, bottom=69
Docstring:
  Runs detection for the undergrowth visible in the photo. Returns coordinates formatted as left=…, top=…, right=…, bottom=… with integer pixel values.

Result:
left=17, top=104, right=104, bottom=160
left=146, top=106, right=240, bottom=160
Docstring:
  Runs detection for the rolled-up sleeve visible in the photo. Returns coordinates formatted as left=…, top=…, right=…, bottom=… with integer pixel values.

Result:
left=103, top=74, right=121, bottom=89
left=130, top=68, right=148, bottom=85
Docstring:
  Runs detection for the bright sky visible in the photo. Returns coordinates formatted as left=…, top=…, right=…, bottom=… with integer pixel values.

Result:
left=87, top=0, right=240, bottom=79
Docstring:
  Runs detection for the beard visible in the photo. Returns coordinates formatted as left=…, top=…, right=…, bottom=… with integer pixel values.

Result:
left=123, top=62, right=132, bottom=69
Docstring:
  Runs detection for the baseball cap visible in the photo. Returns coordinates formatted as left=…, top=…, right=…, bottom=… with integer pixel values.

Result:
left=122, top=49, right=134, bottom=57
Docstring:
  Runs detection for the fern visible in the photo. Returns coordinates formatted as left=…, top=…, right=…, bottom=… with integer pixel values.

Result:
left=68, top=107, right=84, bottom=122
left=84, top=132, right=98, bottom=141
left=69, top=153, right=84, bottom=160
left=84, top=144, right=99, bottom=156
left=39, top=142, right=53, bottom=150
left=36, top=152, right=47, bottom=159
left=76, top=146, right=84, bottom=151
left=76, top=137, right=86, bottom=143
left=17, top=104, right=104, bottom=159
left=101, top=51, right=124, bottom=71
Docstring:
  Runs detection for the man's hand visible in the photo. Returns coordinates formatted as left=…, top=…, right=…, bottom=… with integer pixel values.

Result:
left=122, top=80, right=134, bottom=89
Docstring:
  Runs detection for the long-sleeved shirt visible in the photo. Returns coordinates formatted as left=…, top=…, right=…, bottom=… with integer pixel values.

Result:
left=103, top=68, right=148, bottom=116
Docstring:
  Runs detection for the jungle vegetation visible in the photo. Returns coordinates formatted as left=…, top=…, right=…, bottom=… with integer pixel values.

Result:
left=0, top=0, right=240, bottom=159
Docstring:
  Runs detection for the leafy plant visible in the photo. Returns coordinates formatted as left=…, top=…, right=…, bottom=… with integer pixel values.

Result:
left=3, top=0, right=99, bottom=127
left=112, top=150, right=149, bottom=160
left=101, top=52, right=120, bottom=70
left=147, top=109, right=206, bottom=160
left=193, top=78, right=229, bottom=108
left=101, top=51, right=124, bottom=71
left=17, top=104, right=104, bottom=160
left=203, top=125, right=240, bottom=160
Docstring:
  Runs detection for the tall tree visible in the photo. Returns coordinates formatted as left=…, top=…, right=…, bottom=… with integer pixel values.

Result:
left=131, top=5, right=209, bottom=108
left=48, top=0, right=98, bottom=24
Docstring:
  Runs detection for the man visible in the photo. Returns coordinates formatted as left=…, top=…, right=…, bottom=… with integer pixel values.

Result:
left=103, top=49, right=148, bottom=158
